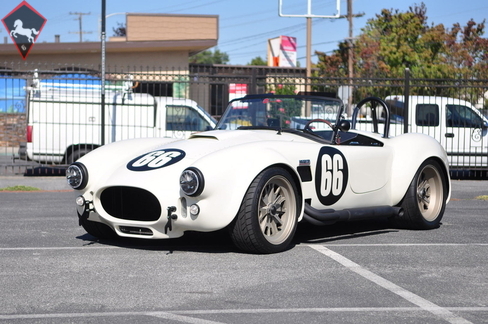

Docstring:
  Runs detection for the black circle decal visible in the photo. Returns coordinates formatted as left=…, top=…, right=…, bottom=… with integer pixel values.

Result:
left=127, top=149, right=185, bottom=171
left=315, top=147, right=349, bottom=206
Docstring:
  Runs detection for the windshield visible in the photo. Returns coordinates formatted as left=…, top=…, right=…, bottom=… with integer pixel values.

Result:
left=216, top=95, right=344, bottom=131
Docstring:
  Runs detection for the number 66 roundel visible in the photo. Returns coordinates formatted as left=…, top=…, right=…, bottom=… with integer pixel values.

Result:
left=127, top=149, right=186, bottom=171
left=315, top=147, right=349, bottom=206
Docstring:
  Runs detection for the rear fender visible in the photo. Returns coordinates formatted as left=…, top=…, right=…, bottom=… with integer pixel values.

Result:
left=389, top=133, right=450, bottom=203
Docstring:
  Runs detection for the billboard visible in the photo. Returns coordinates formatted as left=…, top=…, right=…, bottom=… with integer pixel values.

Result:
left=268, top=36, right=297, bottom=67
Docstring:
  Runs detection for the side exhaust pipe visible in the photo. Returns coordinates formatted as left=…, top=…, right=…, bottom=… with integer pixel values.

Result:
left=304, top=204, right=404, bottom=226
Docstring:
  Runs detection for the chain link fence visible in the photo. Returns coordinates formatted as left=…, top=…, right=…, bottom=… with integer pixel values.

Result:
left=1, top=63, right=487, bottom=178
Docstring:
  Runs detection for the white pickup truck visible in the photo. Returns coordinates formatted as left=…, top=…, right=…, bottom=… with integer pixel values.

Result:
left=21, top=75, right=216, bottom=164
left=353, top=95, right=488, bottom=169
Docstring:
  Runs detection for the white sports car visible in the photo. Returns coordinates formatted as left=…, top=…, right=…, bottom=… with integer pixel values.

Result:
left=67, top=94, right=451, bottom=254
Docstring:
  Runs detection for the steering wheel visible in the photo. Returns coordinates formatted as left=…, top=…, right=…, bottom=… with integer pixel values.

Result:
left=303, top=119, right=334, bottom=133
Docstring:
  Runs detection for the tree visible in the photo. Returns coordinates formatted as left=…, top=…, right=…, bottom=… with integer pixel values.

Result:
left=190, top=49, right=229, bottom=64
left=248, top=56, right=267, bottom=66
left=444, top=19, right=488, bottom=78
left=112, top=22, right=126, bottom=37
left=315, top=3, right=488, bottom=80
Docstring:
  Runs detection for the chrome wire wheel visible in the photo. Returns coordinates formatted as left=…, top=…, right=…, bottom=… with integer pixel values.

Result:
left=395, top=159, right=447, bottom=230
left=230, top=167, right=300, bottom=254
left=416, top=164, right=444, bottom=222
left=258, top=175, right=297, bottom=245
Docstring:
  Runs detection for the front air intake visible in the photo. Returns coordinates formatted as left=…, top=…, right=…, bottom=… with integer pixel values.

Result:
left=119, top=226, right=153, bottom=236
left=101, top=186, right=161, bottom=221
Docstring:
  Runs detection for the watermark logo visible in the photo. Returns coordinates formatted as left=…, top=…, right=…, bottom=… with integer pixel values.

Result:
left=2, top=1, right=47, bottom=60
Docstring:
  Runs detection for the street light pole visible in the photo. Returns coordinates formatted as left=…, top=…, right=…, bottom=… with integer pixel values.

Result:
left=100, top=0, right=106, bottom=145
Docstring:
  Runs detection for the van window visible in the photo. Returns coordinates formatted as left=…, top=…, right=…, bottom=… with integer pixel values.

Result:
left=166, top=105, right=211, bottom=131
left=416, top=104, right=439, bottom=126
left=446, top=104, right=484, bottom=128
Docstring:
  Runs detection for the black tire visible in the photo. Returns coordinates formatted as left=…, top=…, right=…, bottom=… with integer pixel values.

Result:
left=229, top=167, right=300, bottom=254
left=81, top=218, right=118, bottom=239
left=394, top=159, right=447, bottom=230
left=66, top=147, right=92, bottom=164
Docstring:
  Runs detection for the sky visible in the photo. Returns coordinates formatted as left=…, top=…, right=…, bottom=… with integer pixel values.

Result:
left=2, top=0, right=488, bottom=66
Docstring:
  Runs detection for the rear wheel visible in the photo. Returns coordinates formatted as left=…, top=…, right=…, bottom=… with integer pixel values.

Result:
left=229, top=167, right=300, bottom=254
left=394, top=159, right=447, bottom=229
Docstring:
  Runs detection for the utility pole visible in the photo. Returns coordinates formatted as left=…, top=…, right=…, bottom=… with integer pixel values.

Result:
left=340, top=0, right=364, bottom=115
left=278, top=0, right=341, bottom=95
left=69, top=12, right=92, bottom=42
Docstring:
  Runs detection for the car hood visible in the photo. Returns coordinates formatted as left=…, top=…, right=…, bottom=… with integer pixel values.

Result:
left=174, top=129, right=298, bottom=160
left=78, top=129, right=302, bottom=191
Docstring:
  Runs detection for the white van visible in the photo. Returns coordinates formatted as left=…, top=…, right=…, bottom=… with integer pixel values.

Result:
left=354, top=95, right=488, bottom=169
left=22, top=75, right=216, bottom=164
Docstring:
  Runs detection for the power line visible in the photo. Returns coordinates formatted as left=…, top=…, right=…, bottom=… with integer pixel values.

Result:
left=69, top=12, right=92, bottom=42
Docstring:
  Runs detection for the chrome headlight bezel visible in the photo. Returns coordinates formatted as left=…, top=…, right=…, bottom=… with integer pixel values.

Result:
left=66, top=162, right=88, bottom=190
left=180, top=167, right=204, bottom=197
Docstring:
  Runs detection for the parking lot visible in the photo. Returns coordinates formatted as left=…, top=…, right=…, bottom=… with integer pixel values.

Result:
left=0, top=177, right=487, bottom=324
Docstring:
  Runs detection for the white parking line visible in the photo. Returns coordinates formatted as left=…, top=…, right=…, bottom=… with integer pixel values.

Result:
left=305, top=243, right=488, bottom=247
left=1, top=307, right=487, bottom=322
left=0, top=312, right=225, bottom=324
left=308, top=245, right=474, bottom=324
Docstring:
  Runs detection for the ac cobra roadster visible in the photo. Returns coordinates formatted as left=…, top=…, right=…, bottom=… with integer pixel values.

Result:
left=67, top=94, right=450, bottom=253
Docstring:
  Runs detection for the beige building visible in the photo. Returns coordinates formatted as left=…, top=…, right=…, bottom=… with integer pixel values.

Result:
left=0, top=13, right=219, bottom=152
left=1, top=12, right=307, bottom=124
left=0, top=13, right=218, bottom=70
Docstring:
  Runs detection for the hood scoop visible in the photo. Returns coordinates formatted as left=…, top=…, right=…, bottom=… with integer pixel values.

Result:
left=189, top=133, right=219, bottom=140
left=189, top=130, right=250, bottom=141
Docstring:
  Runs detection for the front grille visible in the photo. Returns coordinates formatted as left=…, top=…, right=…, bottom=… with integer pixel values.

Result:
left=100, top=186, right=161, bottom=221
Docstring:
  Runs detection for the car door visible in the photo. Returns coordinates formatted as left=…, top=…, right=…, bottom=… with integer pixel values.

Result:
left=312, top=143, right=391, bottom=210
left=444, top=104, right=488, bottom=167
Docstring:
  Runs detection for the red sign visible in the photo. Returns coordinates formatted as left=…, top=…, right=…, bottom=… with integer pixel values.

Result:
left=2, top=1, right=47, bottom=60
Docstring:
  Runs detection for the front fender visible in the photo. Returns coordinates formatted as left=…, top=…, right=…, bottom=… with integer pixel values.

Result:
left=188, top=142, right=303, bottom=228
left=75, top=137, right=182, bottom=191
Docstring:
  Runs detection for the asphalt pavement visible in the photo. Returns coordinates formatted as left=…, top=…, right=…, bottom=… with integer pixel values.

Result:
left=0, top=179, right=487, bottom=324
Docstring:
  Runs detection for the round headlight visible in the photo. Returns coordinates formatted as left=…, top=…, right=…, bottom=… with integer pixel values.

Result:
left=180, top=167, right=204, bottom=197
left=66, top=163, right=88, bottom=190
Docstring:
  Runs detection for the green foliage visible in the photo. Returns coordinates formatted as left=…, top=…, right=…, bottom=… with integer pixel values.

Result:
left=263, top=83, right=302, bottom=127
left=248, top=56, right=267, bottom=66
left=0, top=185, right=40, bottom=191
left=190, top=49, right=229, bottom=64
left=112, top=22, right=126, bottom=37
left=268, top=82, right=296, bottom=95
left=266, top=97, right=302, bottom=127
left=315, top=3, right=488, bottom=81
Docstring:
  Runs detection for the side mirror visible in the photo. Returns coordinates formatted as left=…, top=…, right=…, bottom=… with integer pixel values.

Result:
left=337, top=120, right=351, bottom=132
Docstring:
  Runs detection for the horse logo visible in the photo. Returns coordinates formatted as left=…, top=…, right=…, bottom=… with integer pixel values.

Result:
left=2, top=1, right=47, bottom=59
left=10, top=19, right=39, bottom=43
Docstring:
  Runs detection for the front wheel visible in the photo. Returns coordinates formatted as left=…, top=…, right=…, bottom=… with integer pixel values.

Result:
left=394, top=159, right=447, bottom=229
left=229, top=167, right=300, bottom=254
